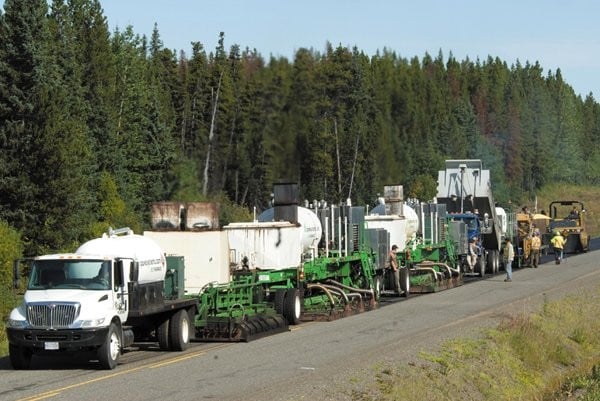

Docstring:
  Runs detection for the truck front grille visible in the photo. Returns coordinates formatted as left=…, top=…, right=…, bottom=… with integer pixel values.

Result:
left=27, top=302, right=80, bottom=329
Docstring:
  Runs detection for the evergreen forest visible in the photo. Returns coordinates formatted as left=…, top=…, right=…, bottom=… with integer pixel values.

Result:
left=1, top=0, right=599, bottom=256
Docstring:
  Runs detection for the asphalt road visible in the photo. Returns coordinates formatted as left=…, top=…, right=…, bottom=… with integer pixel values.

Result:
left=1, top=239, right=599, bottom=401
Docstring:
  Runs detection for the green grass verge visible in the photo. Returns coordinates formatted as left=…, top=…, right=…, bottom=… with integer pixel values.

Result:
left=350, top=287, right=600, bottom=401
left=1, top=291, right=20, bottom=357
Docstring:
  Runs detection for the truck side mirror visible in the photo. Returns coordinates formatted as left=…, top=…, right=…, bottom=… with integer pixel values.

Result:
left=114, top=260, right=124, bottom=288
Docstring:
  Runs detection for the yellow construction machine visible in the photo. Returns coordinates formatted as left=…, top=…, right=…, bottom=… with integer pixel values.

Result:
left=542, top=201, right=589, bottom=253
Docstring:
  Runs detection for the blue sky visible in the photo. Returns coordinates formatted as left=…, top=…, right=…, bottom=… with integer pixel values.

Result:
left=0, top=1, right=597, bottom=98
left=99, top=0, right=600, bottom=99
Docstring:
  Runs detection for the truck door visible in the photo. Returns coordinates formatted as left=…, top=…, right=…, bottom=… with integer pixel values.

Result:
left=114, top=259, right=132, bottom=322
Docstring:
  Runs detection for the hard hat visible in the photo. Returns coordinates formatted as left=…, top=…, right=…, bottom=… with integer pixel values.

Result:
left=554, top=230, right=560, bottom=236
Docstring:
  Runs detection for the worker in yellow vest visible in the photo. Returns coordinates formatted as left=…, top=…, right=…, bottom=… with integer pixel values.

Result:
left=530, top=232, right=541, bottom=268
left=550, top=231, right=566, bottom=264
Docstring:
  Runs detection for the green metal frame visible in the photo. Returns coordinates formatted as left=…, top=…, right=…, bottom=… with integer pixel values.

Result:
left=397, top=221, right=463, bottom=293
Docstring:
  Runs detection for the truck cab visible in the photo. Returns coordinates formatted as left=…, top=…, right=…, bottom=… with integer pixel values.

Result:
left=447, top=212, right=490, bottom=276
left=7, top=254, right=132, bottom=369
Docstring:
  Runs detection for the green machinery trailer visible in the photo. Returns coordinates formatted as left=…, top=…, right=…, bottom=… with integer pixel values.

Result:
left=187, top=183, right=380, bottom=341
left=396, top=202, right=463, bottom=293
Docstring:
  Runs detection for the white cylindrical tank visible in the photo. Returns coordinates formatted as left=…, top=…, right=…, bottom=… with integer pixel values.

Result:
left=258, top=206, right=323, bottom=253
left=365, top=204, right=419, bottom=249
left=403, top=204, right=419, bottom=239
left=76, top=231, right=166, bottom=283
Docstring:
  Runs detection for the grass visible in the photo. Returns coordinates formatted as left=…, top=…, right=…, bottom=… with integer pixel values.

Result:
left=349, top=287, right=600, bottom=401
left=0, top=291, right=20, bottom=356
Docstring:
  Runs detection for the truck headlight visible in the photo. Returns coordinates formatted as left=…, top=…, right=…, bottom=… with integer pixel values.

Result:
left=79, top=318, right=106, bottom=328
left=7, top=319, right=28, bottom=328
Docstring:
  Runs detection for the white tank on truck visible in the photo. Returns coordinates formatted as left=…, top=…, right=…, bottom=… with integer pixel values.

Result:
left=77, top=228, right=166, bottom=283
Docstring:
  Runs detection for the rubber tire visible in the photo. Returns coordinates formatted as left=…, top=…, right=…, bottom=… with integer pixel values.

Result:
left=399, top=268, right=410, bottom=298
left=98, top=322, right=121, bottom=370
left=486, top=251, right=494, bottom=274
left=9, top=344, right=32, bottom=370
left=283, top=288, right=301, bottom=325
left=373, top=275, right=383, bottom=301
left=157, top=317, right=170, bottom=351
left=252, top=286, right=264, bottom=304
left=169, top=309, right=192, bottom=351
left=274, top=289, right=286, bottom=315
left=478, top=257, right=486, bottom=278
left=494, top=251, right=500, bottom=274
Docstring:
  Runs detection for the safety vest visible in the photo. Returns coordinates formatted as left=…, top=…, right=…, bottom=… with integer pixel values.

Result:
left=550, top=235, right=566, bottom=249
left=531, top=236, right=541, bottom=250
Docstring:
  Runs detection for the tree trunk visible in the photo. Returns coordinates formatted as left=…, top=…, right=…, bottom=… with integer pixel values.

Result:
left=334, top=118, right=341, bottom=196
left=348, top=135, right=360, bottom=199
left=203, top=72, right=223, bottom=196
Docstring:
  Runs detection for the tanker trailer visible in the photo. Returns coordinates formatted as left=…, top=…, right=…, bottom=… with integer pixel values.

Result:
left=7, top=228, right=199, bottom=370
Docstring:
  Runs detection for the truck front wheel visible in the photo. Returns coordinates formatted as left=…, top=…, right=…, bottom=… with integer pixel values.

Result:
left=169, top=309, right=192, bottom=351
left=98, top=323, right=121, bottom=370
left=9, top=344, right=32, bottom=370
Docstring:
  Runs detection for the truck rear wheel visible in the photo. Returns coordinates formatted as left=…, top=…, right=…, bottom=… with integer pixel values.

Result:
left=98, top=322, right=121, bottom=370
left=486, top=251, right=494, bottom=274
left=478, top=257, right=486, bottom=277
left=9, top=344, right=32, bottom=370
left=492, top=250, right=499, bottom=274
left=169, top=309, right=192, bottom=351
left=157, top=318, right=170, bottom=350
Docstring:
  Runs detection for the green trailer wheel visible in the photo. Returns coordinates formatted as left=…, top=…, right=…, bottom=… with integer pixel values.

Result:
left=373, top=275, right=383, bottom=301
left=400, top=268, right=410, bottom=297
left=283, top=288, right=301, bottom=325
left=274, top=289, right=286, bottom=315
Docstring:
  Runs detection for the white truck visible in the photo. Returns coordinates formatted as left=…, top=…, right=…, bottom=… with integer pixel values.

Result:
left=6, top=228, right=198, bottom=370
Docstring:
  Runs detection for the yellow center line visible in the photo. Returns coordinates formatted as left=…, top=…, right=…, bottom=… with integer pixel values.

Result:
left=17, top=348, right=213, bottom=401
left=148, top=350, right=206, bottom=368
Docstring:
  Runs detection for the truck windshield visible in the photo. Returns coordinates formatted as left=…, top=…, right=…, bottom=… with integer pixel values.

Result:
left=28, top=260, right=112, bottom=290
left=451, top=216, right=478, bottom=230
left=465, top=218, right=478, bottom=230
